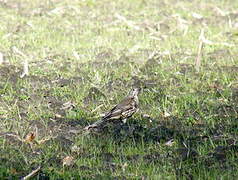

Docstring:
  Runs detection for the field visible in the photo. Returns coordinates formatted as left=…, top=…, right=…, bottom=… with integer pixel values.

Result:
left=0, top=0, right=238, bottom=179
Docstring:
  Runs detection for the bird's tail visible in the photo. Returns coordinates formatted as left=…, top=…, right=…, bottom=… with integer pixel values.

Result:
left=83, top=119, right=104, bottom=131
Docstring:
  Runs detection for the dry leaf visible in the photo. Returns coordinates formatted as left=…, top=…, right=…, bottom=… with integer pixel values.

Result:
left=61, top=101, right=75, bottom=110
left=25, top=132, right=36, bottom=143
left=10, top=168, right=18, bottom=175
left=165, top=139, right=175, bottom=146
left=162, top=111, right=171, bottom=118
left=71, top=145, right=81, bottom=153
left=122, top=162, right=128, bottom=173
left=55, top=113, right=63, bottom=118
left=62, top=156, right=74, bottom=167
left=142, top=114, right=151, bottom=119
left=191, top=12, right=203, bottom=19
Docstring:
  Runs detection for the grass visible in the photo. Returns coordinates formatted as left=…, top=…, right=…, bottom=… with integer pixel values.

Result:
left=0, top=0, right=238, bottom=179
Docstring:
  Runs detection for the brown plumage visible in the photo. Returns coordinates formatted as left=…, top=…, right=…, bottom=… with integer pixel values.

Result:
left=84, top=88, right=141, bottom=131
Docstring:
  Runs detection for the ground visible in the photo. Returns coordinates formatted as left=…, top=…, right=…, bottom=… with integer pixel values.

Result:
left=0, top=0, right=238, bottom=179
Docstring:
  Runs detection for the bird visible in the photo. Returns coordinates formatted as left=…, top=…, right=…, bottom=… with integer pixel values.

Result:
left=84, top=87, right=141, bottom=131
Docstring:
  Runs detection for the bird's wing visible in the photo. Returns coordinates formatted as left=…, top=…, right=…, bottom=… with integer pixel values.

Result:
left=102, top=105, right=123, bottom=120
left=102, top=97, right=136, bottom=120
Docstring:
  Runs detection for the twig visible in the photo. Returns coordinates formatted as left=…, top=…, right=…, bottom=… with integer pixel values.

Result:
left=4, top=133, right=23, bottom=142
left=12, top=46, right=27, bottom=58
left=91, top=104, right=104, bottom=113
left=115, top=13, right=140, bottom=31
left=20, top=59, right=29, bottom=78
left=195, top=29, right=204, bottom=72
left=21, top=166, right=41, bottom=180
left=12, top=46, right=29, bottom=78
left=0, top=52, right=3, bottom=65
left=195, top=40, right=203, bottom=72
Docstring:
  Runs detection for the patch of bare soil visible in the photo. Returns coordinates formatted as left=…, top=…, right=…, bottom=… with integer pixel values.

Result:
left=0, top=65, right=21, bottom=83
left=80, top=118, right=236, bottom=179
left=0, top=64, right=87, bottom=151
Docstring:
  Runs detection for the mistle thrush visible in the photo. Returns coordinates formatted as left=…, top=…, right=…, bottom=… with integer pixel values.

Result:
left=84, top=88, right=141, bottom=131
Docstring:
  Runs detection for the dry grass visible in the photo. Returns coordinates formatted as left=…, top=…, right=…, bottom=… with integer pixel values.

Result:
left=0, top=0, right=238, bottom=179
